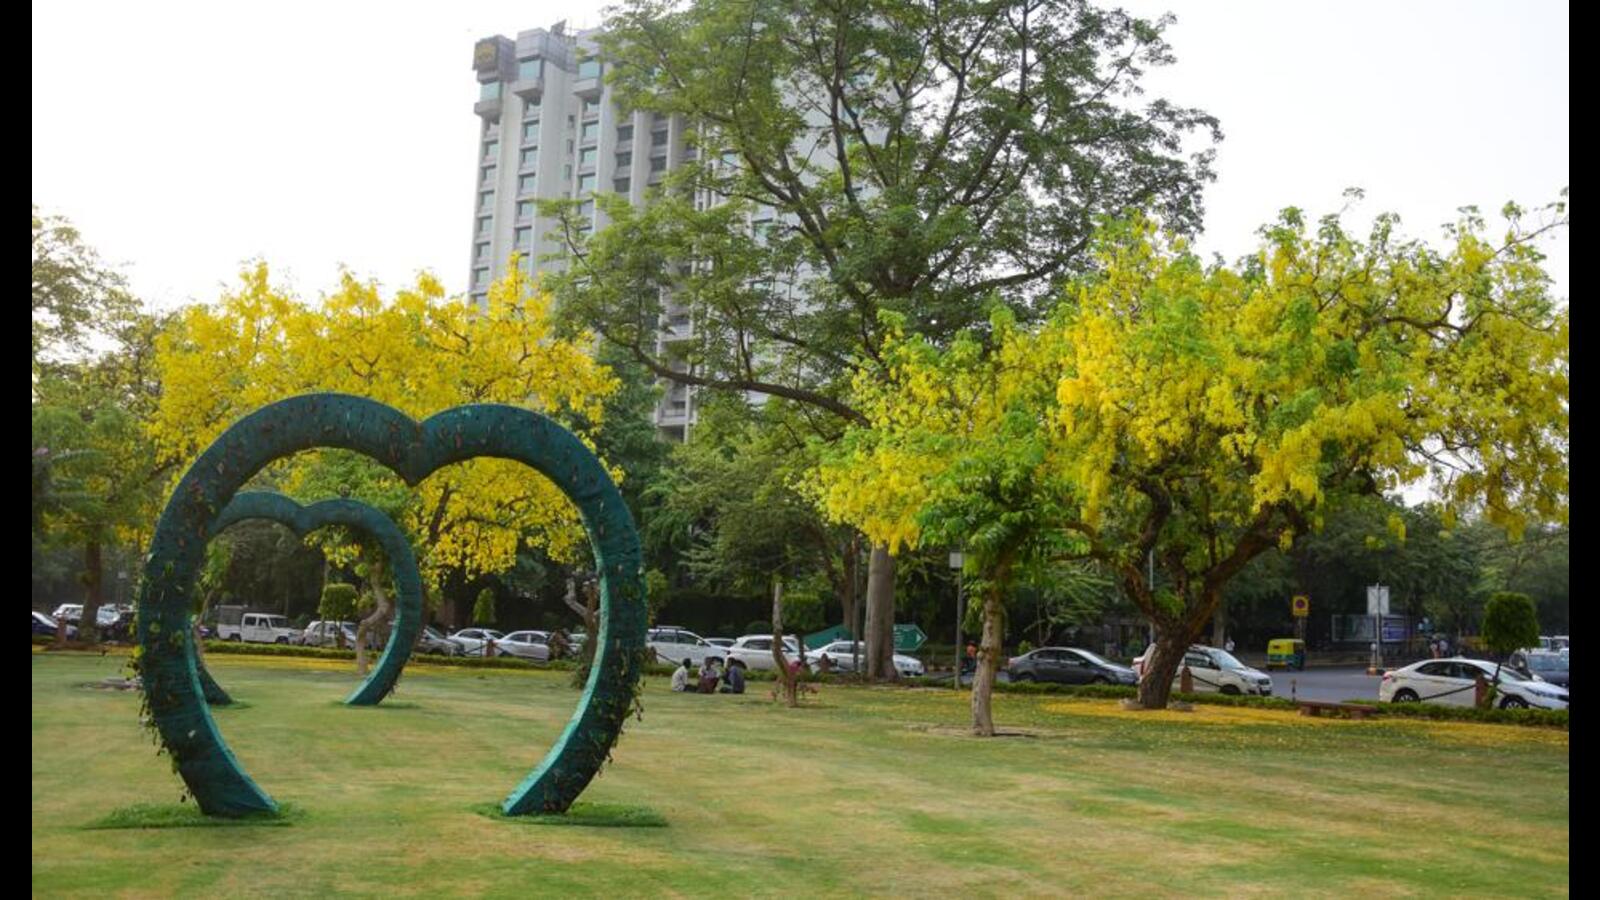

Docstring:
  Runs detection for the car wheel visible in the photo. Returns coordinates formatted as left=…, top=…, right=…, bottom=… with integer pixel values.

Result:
left=276, top=637, right=289, bottom=644
left=1500, top=695, right=1529, bottom=710
left=229, top=634, right=242, bottom=642
left=1090, top=676, right=1109, bottom=685
left=1392, top=688, right=1420, bottom=703
left=1220, top=685, right=1241, bottom=695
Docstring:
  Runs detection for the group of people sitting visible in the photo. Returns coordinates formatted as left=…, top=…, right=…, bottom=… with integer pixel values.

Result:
left=670, top=657, right=745, bottom=694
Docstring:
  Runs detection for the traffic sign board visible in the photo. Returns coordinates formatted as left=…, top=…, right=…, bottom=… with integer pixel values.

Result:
left=894, top=624, right=928, bottom=652
left=1291, top=595, right=1310, bottom=617
left=1367, top=585, right=1391, bottom=616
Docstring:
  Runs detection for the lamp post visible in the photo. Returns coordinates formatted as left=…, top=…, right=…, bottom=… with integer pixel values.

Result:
left=949, top=551, right=964, bottom=689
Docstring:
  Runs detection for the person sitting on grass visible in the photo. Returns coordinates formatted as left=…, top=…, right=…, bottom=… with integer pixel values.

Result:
left=671, top=658, right=692, bottom=692
left=720, top=661, right=746, bottom=694
left=698, top=658, right=722, bottom=694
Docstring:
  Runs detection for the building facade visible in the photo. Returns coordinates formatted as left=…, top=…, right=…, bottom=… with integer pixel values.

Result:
left=470, top=23, right=703, bottom=439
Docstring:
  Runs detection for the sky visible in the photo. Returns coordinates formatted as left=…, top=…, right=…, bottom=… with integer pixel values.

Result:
left=33, top=1, right=1567, bottom=313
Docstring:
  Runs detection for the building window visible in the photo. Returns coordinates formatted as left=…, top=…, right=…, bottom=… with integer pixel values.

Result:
left=652, top=128, right=669, bottom=146
left=577, top=173, right=596, bottom=193
left=616, top=124, right=633, bottom=143
left=479, top=192, right=494, bottom=212
left=517, top=58, right=542, bottom=81
left=483, top=140, right=498, bottom=160
left=615, top=152, right=632, bottom=170
left=578, top=199, right=595, bottom=218
left=477, top=216, right=492, bottom=235
left=518, top=175, right=536, bottom=194
left=523, top=104, right=540, bottom=120
left=578, top=147, right=597, bottom=167
left=522, top=121, right=539, bottom=141
left=474, top=267, right=490, bottom=287
left=577, top=57, right=602, bottom=80
left=649, top=156, right=667, bottom=173
left=479, top=82, right=501, bottom=101
left=613, top=177, right=631, bottom=193
left=475, top=242, right=491, bottom=261
left=581, top=99, right=600, bottom=119
left=481, top=166, right=497, bottom=186
left=580, top=122, right=599, bottom=143
left=517, top=201, right=534, bottom=220
left=653, top=112, right=670, bottom=125
left=514, top=226, right=532, bottom=248
left=520, top=148, right=538, bottom=168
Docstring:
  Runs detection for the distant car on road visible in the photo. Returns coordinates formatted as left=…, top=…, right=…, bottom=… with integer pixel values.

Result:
left=416, top=626, right=462, bottom=656
left=449, top=628, right=505, bottom=657
left=1380, top=657, right=1568, bottom=710
left=50, top=604, right=122, bottom=628
left=1510, top=650, right=1569, bottom=688
left=496, top=630, right=553, bottom=661
left=33, top=611, right=76, bottom=639
left=300, top=620, right=361, bottom=648
left=723, top=634, right=803, bottom=671
left=647, top=626, right=726, bottom=668
left=1008, top=647, right=1136, bottom=685
left=218, top=611, right=298, bottom=644
left=806, top=640, right=925, bottom=678
left=1132, top=645, right=1274, bottom=696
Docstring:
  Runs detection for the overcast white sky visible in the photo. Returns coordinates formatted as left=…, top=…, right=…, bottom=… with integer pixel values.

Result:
left=33, top=1, right=1567, bottom=312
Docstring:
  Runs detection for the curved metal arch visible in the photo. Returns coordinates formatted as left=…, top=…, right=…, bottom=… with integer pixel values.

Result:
left=199, top=492, right=423, bottom=706
left=137, top=394, right=646, bottom=817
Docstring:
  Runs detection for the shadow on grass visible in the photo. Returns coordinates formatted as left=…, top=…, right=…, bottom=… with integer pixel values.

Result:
left=86, top=801, right=303, bottom=830
left=331, top=700, right=422, bottom=709
left=470, top=802, right=667, bottom=828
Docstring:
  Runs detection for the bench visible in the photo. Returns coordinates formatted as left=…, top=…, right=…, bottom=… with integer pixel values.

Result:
left=1296, top=700, right=1379, bottom=720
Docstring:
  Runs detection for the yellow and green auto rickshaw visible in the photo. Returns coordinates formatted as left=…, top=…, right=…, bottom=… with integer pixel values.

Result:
left=1266, top=639, right=1306, bottom=670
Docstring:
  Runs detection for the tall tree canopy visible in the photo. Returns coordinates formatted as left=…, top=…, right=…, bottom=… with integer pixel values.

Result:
left=818, top=197, right=1568, bottom=722
left=550, top=0, right=1221, bottom=677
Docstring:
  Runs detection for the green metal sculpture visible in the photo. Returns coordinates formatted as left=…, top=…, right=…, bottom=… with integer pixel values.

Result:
left=197, top=493, right=422, bottom=706
left=137, top=395, right=647, bottom=817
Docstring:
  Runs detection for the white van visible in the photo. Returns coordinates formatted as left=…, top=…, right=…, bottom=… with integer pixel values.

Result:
left=217, top=612, right=298, bottom=644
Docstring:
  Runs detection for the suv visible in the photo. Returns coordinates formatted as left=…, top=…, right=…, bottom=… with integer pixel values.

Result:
left=218, top=612, right=299, bottom=644
left=646, top=627, right=725, bottom=668
left=1132, top=644, right=1273, bottom=696
left=724, top=634, right=803, bottom=671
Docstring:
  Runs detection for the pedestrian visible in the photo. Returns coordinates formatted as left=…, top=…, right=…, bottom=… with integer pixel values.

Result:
left=964, top=641, right=978, bottom=674
left=720, top=661, right=746, bottom=694
left=698, top=658, right=721, bottom=693
left=671, top=658, right=693, bottom=692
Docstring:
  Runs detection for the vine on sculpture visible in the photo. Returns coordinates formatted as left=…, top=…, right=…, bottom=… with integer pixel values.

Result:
left=136, top=394, right=648, bottom=817
left=192, top=493, right=423, bottom=707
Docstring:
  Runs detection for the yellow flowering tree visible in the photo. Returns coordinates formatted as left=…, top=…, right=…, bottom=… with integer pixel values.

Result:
left=820, top=197, right=1568, bottom=717
left=151, top=261, right=619, bottom=637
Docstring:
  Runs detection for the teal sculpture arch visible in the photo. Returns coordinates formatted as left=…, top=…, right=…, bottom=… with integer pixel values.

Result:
left=137, top=394, right=647, bottom=817
left=197, top=492, right=423, bottom=707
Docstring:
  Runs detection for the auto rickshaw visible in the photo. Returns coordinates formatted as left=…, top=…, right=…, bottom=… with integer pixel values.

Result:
left=1266, top=638, right=1306, bottom=670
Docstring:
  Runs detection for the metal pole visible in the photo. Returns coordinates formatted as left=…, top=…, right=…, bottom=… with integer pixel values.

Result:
left=954, top=568, right=964, bottom=690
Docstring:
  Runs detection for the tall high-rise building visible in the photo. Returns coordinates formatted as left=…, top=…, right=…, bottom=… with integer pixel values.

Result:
left=470, top=23, right=703, bottom=438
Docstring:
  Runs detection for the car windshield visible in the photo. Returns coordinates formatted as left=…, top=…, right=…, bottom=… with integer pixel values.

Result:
left=1474, top=663, right=1529, bottom=682
left=1072, top=649, right=1119, bottom=668
left=1526, top=655, right=1566, bottom=672
left=1208, top=649, right=1250, bottom=670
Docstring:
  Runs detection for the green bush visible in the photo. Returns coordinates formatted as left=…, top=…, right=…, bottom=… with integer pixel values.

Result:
left=197, top=640, right=578, bottom=672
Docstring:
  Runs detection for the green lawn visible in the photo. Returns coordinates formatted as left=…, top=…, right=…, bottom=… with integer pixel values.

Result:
left=33, top=651, right=1568, bottom=897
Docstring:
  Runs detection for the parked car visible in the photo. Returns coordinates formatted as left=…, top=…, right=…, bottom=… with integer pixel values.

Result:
left=1008, top=647, right=1136, bottom=685
left=1380, top=657, right=1568, bottom=710
left=449, top=628, right=505, bottom=657
left=33, top=611, right=76, bottom=639
left=300, top=620, right=367, bottom=648
left=646, top=626, right=726, bottom=668
left=1510, top=650, right=1569, bottom=688
left=806, top=640, right=925, bottom=677
left=1131, top=645, right=1274, bottom=696
left=416, top=626, right=462, bottom=656
left=218, top=611, right=298, bottom=644
left=50, top=604, right=122, bottom=628
left=724, top=634, right=804, bottom=671
left=497, top=630, right=553, bottom=661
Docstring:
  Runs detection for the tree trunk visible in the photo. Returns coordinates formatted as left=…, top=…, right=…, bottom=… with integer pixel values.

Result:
left=1211, top=599, right=1227, bottom=648
left=839, top=538, right=859, bottom=664
left=354, top=559, right=392, bottom=677
left=970, top=559, right=1013, bottom=736
left=864, top=544, right=896, bottom=681
left=771, top=576, right=798, bottom=707
left=79, top=538, right=104, bottom=644
left=1137, top=627, right=1193, bottom=709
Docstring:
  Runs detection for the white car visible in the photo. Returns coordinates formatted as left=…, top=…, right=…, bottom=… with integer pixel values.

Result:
left=647, top=626, right=726, bottom=668
left=50, top=604, right=122, bottom=627
left=300, top=620, right=359, bottom=648
left=805, top=640, right=925, bottom=677
left=496, top=630, right=553, bottom=661
left=1132, top=645, right=1274, bottom=696
left=724, top=634, right=804, bottom=671
left=218, top=612, right=299, bottom=644
left=449, top=628, right=505, bottom=657
left=1379, top=657, right=1568, bottom=710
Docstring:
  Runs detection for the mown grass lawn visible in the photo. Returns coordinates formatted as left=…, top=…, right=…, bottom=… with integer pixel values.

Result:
left=32, top=651, right=1567, bottom=897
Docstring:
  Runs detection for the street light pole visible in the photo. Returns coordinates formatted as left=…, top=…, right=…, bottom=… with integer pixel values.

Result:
left=950, top=551, right=964, bottom=689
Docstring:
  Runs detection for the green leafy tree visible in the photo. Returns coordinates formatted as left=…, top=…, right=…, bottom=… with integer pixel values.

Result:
left=1479, top=591, right=1540, bottom=707
left=32, top=207, right=137, bottom=378
left=551, top=0, right=1221, bottom=679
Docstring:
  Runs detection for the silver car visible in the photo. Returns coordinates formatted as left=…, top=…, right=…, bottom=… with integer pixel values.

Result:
left=497, top=630, right=553, bottom=661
